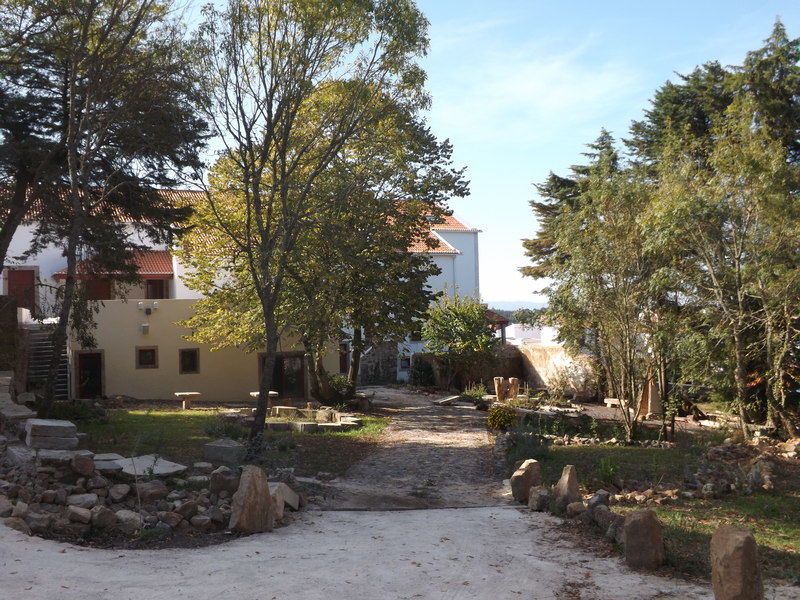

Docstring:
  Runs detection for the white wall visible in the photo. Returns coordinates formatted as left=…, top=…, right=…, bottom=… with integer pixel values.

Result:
left=436, top=229, right=480, bottom=297
left=2, top=224, right=64, bottom=316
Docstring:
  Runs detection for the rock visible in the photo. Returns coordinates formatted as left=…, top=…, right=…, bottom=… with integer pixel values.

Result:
left=527, top=486, right=551, bottom=511
left=109, top=484, right=130, bottom=503
left=115, top=509, right=143, bottom=534
left=207, top=506, right=226, bottom=524
left=118, top=455, right=187, bottom=479
left=711, top=525, right=764, bottom=600
left=25, top=419, right=78, bottom=438
left=552, top=465, right=581, bottom=512
left=12, top=500, right=29, bottom=518
left=135, top=480, right=169, bottom=503
left=186, top=475, right=210, bottom=487
left=588, top=489, right=611, bottom=510
left=228, top=465, right=275, bottom=534
left=210, top=466, right=240, bottom=495
left=70, top=454, right=96, bottom=477
left=167, top=490, right=188, bottom=502
left=157, top=511, right=183, bottom=528
left=66, top=505, right=92, bottom=523
left=190, top=514, right=211, bottom=531
left=510, top=459, right=542, bottom=504
left=86, top=475, right=108, bottom=490
left=37, top=449, right=74, bottom=467
left=26, top=435, right=78, bottom=450
left=90, top=505, right=117, bottom=528
left=66, top=493, right=98, bottom=509
left=24, top=512, right=52, bottom=533
left=566, top=501, right=587, bottom=517
left=702, top=483, right=716, bottom=499
left=203, top=438, right=245, bottom=464
left=175, top=500, right=198, bottom=519
left=193, top=462, right=213, bottom=473
left=0, top=495, right=11, bottom=518
left=623, top=510, right=665, bottom=570
left=4, top=516, right=31, bottom=535
left=268, top=482, right=300, bottom=519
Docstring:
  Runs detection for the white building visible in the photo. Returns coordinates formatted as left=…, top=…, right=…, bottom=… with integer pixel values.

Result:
left=497, top=323, right=559, bottom=346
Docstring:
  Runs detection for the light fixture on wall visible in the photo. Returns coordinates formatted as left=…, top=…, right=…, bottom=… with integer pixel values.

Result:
left=140, top=323, right=150, bottom=335
left=137, top=301, right=143, bottom=311
left=152, top=301, right=159, bottom=310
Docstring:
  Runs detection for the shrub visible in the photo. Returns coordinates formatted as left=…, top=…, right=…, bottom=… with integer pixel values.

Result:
left=461, top=382, right=487, bottom=402
left=45, top=400, right=107, bottom=424
left=595, top=456, right=618, bottom=484
left=506, top=427, right=551, bottom=471
left=328, top=373, right=355, bottom=400
left=487, top=404, right=517, bottom=430
left=203, top=416, right=246, bottom=440
left=409, top=358, right=435, bottom=387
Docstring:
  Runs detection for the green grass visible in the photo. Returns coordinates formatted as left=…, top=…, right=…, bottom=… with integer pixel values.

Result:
left=618, top=492, right=800, bottom=581
left=80, top=409, right=223, bottom=463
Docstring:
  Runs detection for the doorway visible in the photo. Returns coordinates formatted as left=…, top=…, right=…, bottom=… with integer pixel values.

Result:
left=259, top=353, right=305, bottom=399
left=7, top=268, right=36, bottom=314
left=76, top=352, right=103, bottom=399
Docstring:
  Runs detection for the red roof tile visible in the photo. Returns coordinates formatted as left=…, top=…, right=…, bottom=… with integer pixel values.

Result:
left=433, top=214, right=477, bottom=231
left=53, top=250, right=173, bottom=280
left=408, top=231, right=460, bottom=255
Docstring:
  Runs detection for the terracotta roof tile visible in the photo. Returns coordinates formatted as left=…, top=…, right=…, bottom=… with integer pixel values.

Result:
left=53, top=250, right=173, bottom=279
left=408, top=231, right=460, bottom=255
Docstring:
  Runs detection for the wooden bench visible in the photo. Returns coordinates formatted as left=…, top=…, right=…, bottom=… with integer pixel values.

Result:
left=174, top=392, right=201, bottom=410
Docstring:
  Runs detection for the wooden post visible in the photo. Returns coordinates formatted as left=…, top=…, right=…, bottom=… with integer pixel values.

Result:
left=508, top=377, right=520, bottom=399
left=494, top=377, right=507, bottom=402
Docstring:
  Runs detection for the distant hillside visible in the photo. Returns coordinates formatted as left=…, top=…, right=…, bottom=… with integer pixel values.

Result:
left=487, top=301, right=546, bottom=323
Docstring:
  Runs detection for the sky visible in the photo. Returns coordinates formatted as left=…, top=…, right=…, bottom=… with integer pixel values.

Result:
left=413, top=0, right=800, bottom=304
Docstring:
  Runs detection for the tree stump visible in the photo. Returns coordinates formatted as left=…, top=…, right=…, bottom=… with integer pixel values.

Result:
left=494, top=377, right=508, bottom=402
left=508, top=377, right=520, bottom=399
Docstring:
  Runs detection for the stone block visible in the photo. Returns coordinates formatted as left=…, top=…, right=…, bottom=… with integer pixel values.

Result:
left=25, top=434, right=78, bottom=450
left=290, top=421, right=318, bottom=433
left=269, top=482, right=300, bottom=519
left=65, top=505, right=92, bottom=524
left=134, top=480, right=169, bottom=502
left=209, top=466, right=240, bottom=495
left=272, top=406, right=299, bottom=418
left=711, top=525, right=764, bottom=600
left=117, top=455, right=187, bottom=479
left=66, top=493, right=99, bottom=509
left=566, top=501, right=587, bottom=517
left=510, top=459, right=541, bottom=504
left=623, top=510, right=665, bottom=570
left=265, top=421, right=291, bottom=432
left=70, top=454, right=95, bottom=477
left=5, top=444, right=35, bottom=468
left=25, top=419, right=78, bottom=438
left=528, top=486, right=551, bottom=511
left=203, top=438, right=245, bottom=464
left=90, top=505, right=117, bottom=528
left=115, top=509, right=142, bottom=534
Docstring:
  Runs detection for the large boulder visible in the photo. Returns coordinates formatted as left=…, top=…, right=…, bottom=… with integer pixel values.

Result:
left=623, top=510, right=665, bottom=570
left=510, top=459, right=541, bottom=504
left=711, top=525, right=764, bottom=600
left=204, top=438, right=245, bottom=464
left=268, top=482, right=300, bottom=520
left=228, top=465, right=275, bottom=534
left=552, top=465, right=581, bottom=512
left=527, top=486, right=551, bottom=512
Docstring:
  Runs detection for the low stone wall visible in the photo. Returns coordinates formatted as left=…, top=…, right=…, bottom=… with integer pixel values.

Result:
left=517, top=344, right=595, bottom=399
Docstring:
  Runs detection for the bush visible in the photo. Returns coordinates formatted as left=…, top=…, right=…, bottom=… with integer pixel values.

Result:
left=506, top=428, right=551, bottom=472
left=328, top=373, right=355, bottom=400
left=461, top=382, right=487, bottom=402
left=487, top=404, right=517, bottom=430
left=409, top=358, right=435, bottom=387
left=203, top=416, right=246, bottom=440
left=45, top=400, right=107, bottom=424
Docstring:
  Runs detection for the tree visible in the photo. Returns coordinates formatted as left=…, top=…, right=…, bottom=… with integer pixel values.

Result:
left=1, top=0, right=207, bottom=412
left=189, top=0, right=430, bottom=438
left=421, top=292, right=497, bottom=389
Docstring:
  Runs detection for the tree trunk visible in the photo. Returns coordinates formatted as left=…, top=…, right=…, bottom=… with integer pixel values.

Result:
left=347, top=327, right=363, bottom=387
left=251, top=321, right=279, bottom=440
left=732, top=328, right=751, bottom=440
left=314, top=351, right=334, bottom=402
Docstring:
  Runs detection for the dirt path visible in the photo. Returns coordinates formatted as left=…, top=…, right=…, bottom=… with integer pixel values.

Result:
left=320, top=386, right=502, bottom=509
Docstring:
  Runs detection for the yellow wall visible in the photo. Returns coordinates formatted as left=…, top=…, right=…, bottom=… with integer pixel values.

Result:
left=69, top=299, right=339, bottom=402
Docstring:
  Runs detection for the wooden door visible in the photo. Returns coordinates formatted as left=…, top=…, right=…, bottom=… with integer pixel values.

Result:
left=7, top=269, right=35, bottom=314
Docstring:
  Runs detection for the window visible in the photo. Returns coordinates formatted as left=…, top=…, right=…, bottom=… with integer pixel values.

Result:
left=399, top=356, right=411, bottom=370
left=179, top=348, right=199, bottom=374
left=136, top=346, right=158, bottom=369
left=84, top=278, right=113, bottom=300
left=145, top=279, right=168, bottom=299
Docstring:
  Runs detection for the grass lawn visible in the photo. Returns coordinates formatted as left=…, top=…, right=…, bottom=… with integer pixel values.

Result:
left=508, top=433, right=800, bottom=582
left=79, top=408, right=389, bottom=475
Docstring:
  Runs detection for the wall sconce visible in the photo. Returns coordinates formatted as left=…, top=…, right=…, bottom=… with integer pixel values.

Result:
left=137, top=301, right=143, bottom=311
left=140, top=323, right=150, bottom=335
left=152, top=301, right=159, bottom=311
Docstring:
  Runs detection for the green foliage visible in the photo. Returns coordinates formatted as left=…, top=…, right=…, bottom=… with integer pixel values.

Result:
left=595, top=456, right=618, bottom=485
left=422, top=293, right=497, bottom=387
left=409, top=358, right=435, bottom=387
left=203, top=417, right=246, bottom=440
left=506, top=428, right=551, bottom=471
left=45, top=401, right=107, bottom=424
left=328, top=373, right=355, bottom=401
left=461, top=382, right=487, bottom=402
left=486, top=404, right=517, bottom=430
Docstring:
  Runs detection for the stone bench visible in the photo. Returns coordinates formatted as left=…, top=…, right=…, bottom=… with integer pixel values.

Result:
left=604, top=398, right=621, bottom=408
left=249, top=391, right=279, bottom=410
left=174, top=392, right=201, bottom=410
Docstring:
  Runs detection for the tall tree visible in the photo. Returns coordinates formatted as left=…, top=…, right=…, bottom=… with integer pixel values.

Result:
left=190, top=0, right=430, bottom=438
left=1, top=0, right=207, bottom=412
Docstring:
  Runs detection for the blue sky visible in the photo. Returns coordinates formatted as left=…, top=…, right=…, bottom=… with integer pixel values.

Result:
left=414, top=1, right=800, bottom=304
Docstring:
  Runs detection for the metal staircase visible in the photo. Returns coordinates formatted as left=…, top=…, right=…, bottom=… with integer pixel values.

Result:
left=26, top=330, right=69, bottom=400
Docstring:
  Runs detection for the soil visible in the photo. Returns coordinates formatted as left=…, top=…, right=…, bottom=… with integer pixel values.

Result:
left=317, top=386, right=503, bottom=509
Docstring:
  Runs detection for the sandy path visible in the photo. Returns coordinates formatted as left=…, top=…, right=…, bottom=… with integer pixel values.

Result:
left=321, top=386, right=501, bottom=509
left=2, top=506, right=725, bottom=600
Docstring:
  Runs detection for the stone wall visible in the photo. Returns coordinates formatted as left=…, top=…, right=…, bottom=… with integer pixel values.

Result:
left=357, top=342, right=398, bottom=385
left=518, top=344, right=596, bottom=399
